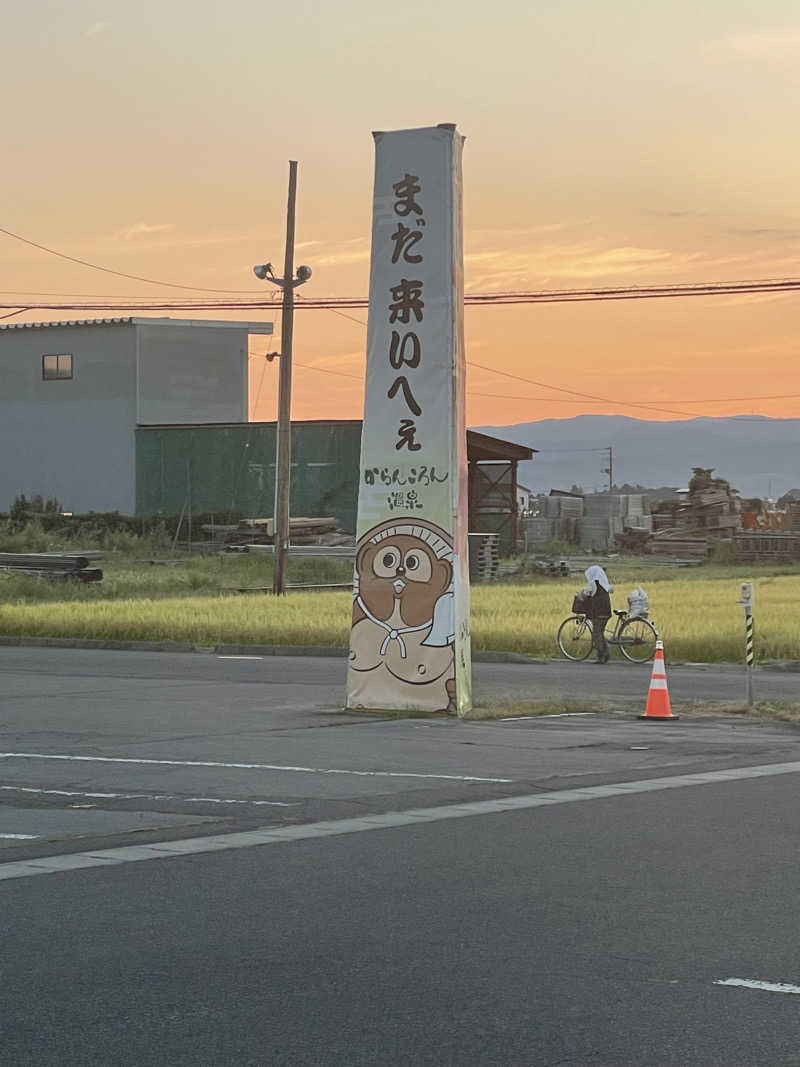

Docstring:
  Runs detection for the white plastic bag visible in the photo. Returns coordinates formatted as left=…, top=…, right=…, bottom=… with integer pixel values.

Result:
left=627, top=586, right=649, bottom=618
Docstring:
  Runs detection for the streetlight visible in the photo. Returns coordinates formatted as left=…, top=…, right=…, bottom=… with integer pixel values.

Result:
left=252, top=160, right=312, bottom=595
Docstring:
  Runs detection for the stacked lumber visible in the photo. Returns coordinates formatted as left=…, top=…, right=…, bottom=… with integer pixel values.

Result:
left=650, top=535, right=709, bottom=559
left=734, top=533, right=800, bottom=561
left=0, top=552, right=103, bottom=582
left=224, top=517, right=352, bottom=547
left=684, top=469, right=740, bottom=539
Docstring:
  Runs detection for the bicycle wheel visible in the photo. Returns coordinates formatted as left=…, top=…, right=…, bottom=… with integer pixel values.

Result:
left=618, top=617, right=657, bottom=663
left=557, top=615, right=594, bottom=661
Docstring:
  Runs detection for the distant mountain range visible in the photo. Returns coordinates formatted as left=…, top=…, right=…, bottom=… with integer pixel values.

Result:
left=473, top=416, right=800, bottom=501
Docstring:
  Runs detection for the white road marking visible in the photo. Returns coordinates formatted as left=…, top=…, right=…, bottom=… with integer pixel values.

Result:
left=216, top=655, right=265, bottom=660
left=498, top=713, right=592, bottom=721
left=714, top=978, right=800, bottom=995
left=0, top=752, right=511, bottom=784
left=0, top=785, right=292, bottom=807
left=0, top=834, right=39, bottom=840
left=4, top=759, right=800, bottom=882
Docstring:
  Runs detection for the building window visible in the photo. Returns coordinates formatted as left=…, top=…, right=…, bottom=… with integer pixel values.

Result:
left=42, top=354, right=73, bottom=380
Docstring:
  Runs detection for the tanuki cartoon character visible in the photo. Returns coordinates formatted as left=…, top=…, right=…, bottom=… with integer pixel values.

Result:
left=347, top=519, right=457, bottom=713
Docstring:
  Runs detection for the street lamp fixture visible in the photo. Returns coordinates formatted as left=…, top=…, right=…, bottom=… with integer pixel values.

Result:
left=252, top=263, right=312, bottom=287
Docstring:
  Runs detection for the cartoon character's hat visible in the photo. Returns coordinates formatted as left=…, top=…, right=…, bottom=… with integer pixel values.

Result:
left=356, top=518, right=454, bottom=561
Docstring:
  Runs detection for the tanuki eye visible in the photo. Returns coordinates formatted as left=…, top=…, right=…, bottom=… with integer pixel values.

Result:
left=373, top=547, right=401, bottom=578
left=403, top=550, right=431, bottom=582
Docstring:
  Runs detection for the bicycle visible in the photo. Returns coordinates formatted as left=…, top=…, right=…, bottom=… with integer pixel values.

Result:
left=556, top=609, right=658, bottom=663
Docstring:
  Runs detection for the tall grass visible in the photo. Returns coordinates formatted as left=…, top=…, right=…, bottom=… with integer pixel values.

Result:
left=473, top=575, right=800, bottom=662
left=1, top=567, right=798, bottom=662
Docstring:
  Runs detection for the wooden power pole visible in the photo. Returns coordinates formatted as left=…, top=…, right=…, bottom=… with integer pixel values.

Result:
left=273, top=161, right=298, bottom=596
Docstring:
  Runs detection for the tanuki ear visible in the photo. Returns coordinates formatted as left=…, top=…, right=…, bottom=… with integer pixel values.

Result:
left=434, top=558, right=453, bottom=592
left=355, top=543, right=371, bottom=577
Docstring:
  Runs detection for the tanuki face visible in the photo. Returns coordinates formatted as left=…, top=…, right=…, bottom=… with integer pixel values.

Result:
left=356, top=534, right=452, bottom=627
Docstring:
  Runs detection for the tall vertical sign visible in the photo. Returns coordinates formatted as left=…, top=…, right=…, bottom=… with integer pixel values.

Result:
left=346, top=124, right=472, bottom=716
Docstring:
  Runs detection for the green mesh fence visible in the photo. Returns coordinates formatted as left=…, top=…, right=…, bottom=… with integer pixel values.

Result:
left=136, top=421, right=361, bottom=532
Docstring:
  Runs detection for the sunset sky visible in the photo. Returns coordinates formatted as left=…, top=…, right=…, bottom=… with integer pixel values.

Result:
left=3, top=0, right=800, bottom=426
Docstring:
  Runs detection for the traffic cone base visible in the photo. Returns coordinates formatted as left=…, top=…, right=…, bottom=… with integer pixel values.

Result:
left=638, top=640, right=678, bottom=720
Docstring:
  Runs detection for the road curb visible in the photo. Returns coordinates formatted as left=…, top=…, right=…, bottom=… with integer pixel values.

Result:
left=0, top=635, right=796, bottom=670
left=0, top=635, right=543, bottom=664
left=0, top=636, right=198, bottom=653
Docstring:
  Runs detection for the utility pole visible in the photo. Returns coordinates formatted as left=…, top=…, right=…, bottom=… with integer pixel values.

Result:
left=273, top=161, right=297, bottom=596
left=252, top=161, right=312, bottom=595
left=601, top=446, right=613, bottom=494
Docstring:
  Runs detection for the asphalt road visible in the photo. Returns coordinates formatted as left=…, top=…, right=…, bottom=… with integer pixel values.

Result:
left=3, top=647, right=800, bottom=1065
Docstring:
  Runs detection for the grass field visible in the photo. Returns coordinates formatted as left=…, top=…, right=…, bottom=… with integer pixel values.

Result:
left=1, top=550, right=799, bottom=663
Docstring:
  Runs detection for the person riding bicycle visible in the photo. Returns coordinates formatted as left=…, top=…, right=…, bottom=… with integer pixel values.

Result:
left=583, top=565, right=613, bottom=663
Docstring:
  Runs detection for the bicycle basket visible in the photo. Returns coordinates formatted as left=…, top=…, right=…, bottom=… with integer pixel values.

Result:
left=571, top=592, right=591, bottom=615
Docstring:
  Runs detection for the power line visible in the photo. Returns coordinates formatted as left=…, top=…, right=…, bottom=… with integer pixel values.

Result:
left=295, top=292, right=368, bottom=328
left=249, top=310, right=281, bottom=420
left=4, top=217, right=800, bottom=307
left=466, top=389, right=800, bottom=404
left=0, top=226, right=267, bottom=295
left=466, top=360, right=697, bottom=419
left=245, top=361, right=800, bottom=410
left=249, top=353, right=364, bottom=383
left=3, top=274, right=800, bottom=312
left=3, top=231, right=798, bottom=418
left=294, top=362, right=364, bottom=381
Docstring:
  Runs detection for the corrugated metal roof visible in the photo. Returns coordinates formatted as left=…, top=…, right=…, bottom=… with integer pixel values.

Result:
left=0, top=317, right=134, bottom=331
left=0, top=317, right=273, bottom=332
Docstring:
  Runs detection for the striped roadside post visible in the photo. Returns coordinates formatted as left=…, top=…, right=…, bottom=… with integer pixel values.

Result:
left=739, top=582, right=755, bottom=708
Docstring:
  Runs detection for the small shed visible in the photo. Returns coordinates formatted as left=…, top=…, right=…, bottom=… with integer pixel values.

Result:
left=466, top=430, right=536, bottom=554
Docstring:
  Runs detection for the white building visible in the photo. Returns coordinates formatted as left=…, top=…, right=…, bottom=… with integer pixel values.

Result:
left=0, top=317, right=273, bottom=514
left=516, top=483, right=533, bottom=516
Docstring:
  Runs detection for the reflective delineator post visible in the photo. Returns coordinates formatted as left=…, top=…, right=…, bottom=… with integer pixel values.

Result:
left=638, top=640, right=679, bottom=721
left=739, top=582, right=755, bottom=708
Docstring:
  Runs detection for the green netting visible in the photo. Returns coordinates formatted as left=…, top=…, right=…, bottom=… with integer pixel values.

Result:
left=136, top=421, right=361, bottom=532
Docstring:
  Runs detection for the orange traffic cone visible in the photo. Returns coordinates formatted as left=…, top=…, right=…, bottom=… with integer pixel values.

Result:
left=638, top=640, right=679, bottom=721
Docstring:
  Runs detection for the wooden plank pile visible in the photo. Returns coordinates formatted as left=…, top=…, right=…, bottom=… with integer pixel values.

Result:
left=733, top=533, right=800, bottom=561
left=650, top=535, right=709, bottom=559
left=221, top=517, right=354, bottom=548
left=649, top=469, right=740, bottom=554
left=683, top=469, right=740, bottom=538
left=0, top=552, right=103, bottom=582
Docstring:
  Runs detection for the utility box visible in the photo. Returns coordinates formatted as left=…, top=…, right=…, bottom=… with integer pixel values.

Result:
left=738, top=581, right=755, bottom=609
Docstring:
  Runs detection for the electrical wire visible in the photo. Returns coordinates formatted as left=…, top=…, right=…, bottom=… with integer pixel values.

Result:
left=3, top=274, right=800, bottom=312
left=249, top=310, right=281, bottom=421
left=465, top=389, right=800, bottom=405
left=4, top=217, right=800, bottom=308
left=0, top=226, right=268, bottom=295
left=4, top=225, right=799, bottom=417
left=466, top=360, right=697, bottom=419
left=294, top=362, right=364, bottom=381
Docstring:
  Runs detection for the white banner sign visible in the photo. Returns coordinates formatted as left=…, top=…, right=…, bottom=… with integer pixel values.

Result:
left=346, top=125, right=472, bottom=715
